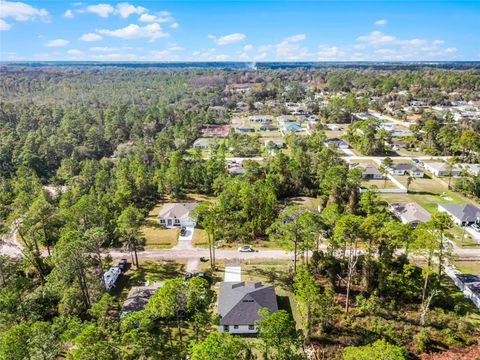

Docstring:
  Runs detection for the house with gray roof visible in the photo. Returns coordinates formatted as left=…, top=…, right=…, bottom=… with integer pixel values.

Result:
left=121, top=283, right=162, bottom=317
left=390, top=202, right=431, bottom=226
left=218, top=281, right=278, bottom=334
left=424, top=162, right=462, bottom=177
left=438, top=203, right=480, bottom=226
left=388, top=163, right=424, bottom=177
left=157, top=203, right=198, bottom=228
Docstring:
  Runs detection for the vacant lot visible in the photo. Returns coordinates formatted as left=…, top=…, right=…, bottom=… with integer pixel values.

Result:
left=453, top=259, right=480, bottom=274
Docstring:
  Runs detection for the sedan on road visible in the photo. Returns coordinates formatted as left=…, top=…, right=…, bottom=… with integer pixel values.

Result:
left=238, top=245, right=255, bottom=252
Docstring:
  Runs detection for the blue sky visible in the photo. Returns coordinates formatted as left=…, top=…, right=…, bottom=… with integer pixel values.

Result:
left=0, top=1, right=479, bottom=61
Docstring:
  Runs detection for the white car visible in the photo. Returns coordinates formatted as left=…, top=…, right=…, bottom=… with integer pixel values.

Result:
left=472, top=223, right=480, bottom=232
left=238, top=245, right=255, bottom=252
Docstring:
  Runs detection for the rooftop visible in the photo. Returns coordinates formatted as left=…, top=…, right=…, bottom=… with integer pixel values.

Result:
left=158, top=203, right=198, bottom=220
left=218, top=282, right=278, bottom=325
left=390, top=202, right=431, bottom=224
left=439, top=203, right=480, bottom=222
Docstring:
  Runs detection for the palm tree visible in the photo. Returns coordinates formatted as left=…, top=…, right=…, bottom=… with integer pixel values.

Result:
left=406, top=175, right=415, bottom=193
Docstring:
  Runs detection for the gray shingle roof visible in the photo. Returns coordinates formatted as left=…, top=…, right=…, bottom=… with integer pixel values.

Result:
left=439, top=203, right=480, bottom=222
left=218, top=282, right=278, bottom=325
left=158, top=203, right=198, bottom=220
left=390, top=202, right=431, bottom=223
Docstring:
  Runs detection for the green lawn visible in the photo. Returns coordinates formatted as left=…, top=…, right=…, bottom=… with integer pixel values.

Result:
left=362, top=178, right=397, bottom=189
left=241, top=259, right=301, bottom=329
left=452, top=259, right=480, bottom=274
left=140, top=204, right=178, bottom=248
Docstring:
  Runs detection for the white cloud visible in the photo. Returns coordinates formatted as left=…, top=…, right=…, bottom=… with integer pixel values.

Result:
left=67, top=49, right=83, bottom=55
left=89, top=46, right=117, bottom=52
left=209, top=33, right=246, bottom=45
left=46, top=39, right=69, bottom=47
left=374, top=19, right=387, bottom=26
left=0, top=18, right=12, bottom=30
left=170, top=22, right=179, bottom=29
left=63, top=9, right=74, bottom=18
left=357, top=31, right=396, bottom=46
left=98, top=23, right=168, bottom=41
left=115, top=2, right=146, bottom=18
left=138, top=13, right=157, bottom=22
left=80, top=32, right=103, bottom=42
left=275, top=34, right=310, bottom=59
left=243, top=44, right=253, bottom=51
left=0, top=1, right=48, bottom=21
left=283, top=34, right=306, bottom=43
left=86, top=3, right=114, bottom=17
left=317, top=45, right=344, bottom=60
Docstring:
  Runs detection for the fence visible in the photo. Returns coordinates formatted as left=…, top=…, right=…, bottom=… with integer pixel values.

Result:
left=444, top=263, right=480, bottom=308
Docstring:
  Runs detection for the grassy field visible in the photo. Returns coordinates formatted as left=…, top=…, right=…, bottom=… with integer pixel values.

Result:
left=192, top=228, right=209, bottom=246
left=452, top=259, right=480, bottom=274
left=141, top=204, right=178, bottom=249
left=241, top=259, right=301, bottom=328
left=381, top=190, right=467, bottom=215
left=362, top=178, right=397, bottom=189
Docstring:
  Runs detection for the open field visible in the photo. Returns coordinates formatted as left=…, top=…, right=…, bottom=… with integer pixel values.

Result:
left=381, top=190, right=468, bottom=215
left=452, top=259, right=480, bottom=274
left=362, top=178, right=397, bottom=189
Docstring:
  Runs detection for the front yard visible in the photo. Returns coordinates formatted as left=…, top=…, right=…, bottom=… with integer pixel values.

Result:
left=141, top=203, right=178, bottom=248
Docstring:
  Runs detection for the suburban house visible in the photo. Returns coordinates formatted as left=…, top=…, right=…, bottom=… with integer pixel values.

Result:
left=263, top=139, right=284, bottom=149
left=120, top=283, right=162, bottom=317
left=157, top=203, right=198, bottom=228
left=424, top=162, right=462, bottom=177
left=249, top=115, right=273, bottom=124
left=228, top=165, right=246, bottom=177
left=388, top=163, right=424, bottom=177
left=391, top=139, right=412, bottom=150
left=218, top=282, right=278, bottom=334
left=438, top=204, right=480, bottom=226
left=389, top=202, right=431, bottom=226
left=277, top=115, right=295, bottom=125
left=283, top=123, right=303, bottom=132
left=192, top=138, right=218, bottom=149
left=235, top=126, right=255, bottom=133
left=326, top=124, right=340, bottom=131
left=259, top=124, right=278, bottom=132
left=324, top=137, right=349, bottom=149
left=460, top=164, right=480, bottom=176
left=350, top=163, right=382, bottom=179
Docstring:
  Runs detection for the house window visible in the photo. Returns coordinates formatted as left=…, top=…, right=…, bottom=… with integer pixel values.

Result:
left=223, top=325, right=229, bottom=332
left=248, top=325, right=255, bottom=330
left=233, top=325, right=239, bottom=329
left=174, top=219, right=180, bottom=224
left=159, top=219, right=165, bottom=224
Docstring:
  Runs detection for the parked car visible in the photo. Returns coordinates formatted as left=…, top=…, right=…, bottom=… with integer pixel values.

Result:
left=184, top=272, right=194, bottom=280
left=238, top=245, right=255, bottom=252
left=472, top=223, right=480, bottom=232
left=118, top=258, right=128, bottom=271
left=180, top=226, right=187, bottom=236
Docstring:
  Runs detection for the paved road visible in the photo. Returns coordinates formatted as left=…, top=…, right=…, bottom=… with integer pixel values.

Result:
left=106, top=245, right=480, bottom=261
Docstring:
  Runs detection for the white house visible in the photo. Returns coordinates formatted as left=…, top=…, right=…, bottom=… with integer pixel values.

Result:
left=438, top=203, right=480, bottom=226
left=424, top=162, right=462, bottom=177
left=388, top=163, right=424, bottom=177
left=218, top=282, right=278, bottom=334
left=157, top=203, right=198, bottom=228
left=389, top=202, right=431, bottom=226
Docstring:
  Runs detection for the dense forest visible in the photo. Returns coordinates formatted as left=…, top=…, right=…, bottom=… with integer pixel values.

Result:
left=0, top=65, right=479, bottom=359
